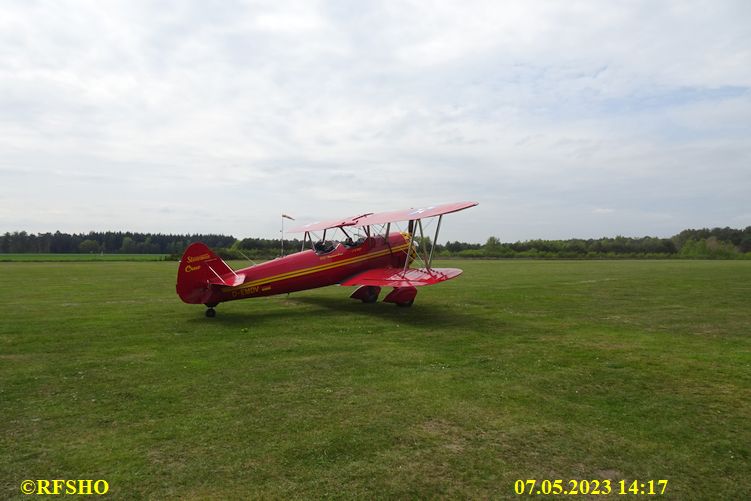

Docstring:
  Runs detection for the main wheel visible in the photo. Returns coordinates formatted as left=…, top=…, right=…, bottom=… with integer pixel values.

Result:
left=362, top=287, right=379, bottom=303
left=205, top=308, right=216, bottom=318
left=396, top=300, right=414, bottom=308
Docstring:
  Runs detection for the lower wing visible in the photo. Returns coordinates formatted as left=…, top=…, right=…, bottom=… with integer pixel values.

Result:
left=340, top=267, right=463, bottom=288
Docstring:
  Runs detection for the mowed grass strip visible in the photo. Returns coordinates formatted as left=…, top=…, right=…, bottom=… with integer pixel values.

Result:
left=0, top=253, right=168, bottom=262
left=1, top=260, right=749, bottom=499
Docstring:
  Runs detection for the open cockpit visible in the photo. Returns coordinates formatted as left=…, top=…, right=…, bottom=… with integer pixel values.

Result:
left=306, top=226, right=369, bottom=255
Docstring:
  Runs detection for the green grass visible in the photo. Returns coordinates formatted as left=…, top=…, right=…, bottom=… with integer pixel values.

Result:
left=0, top=253, right=168, bottom=262
left=1, top=260, right=749, bottom=499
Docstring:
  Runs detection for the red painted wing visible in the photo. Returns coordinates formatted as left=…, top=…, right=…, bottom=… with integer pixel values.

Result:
left=286, top=201, right=477, bottom=233
left=286, top=213, right=372, bottom=233
left=340, top=267, right=463, bottom=287
left=353, top=201, right=477, bottom=227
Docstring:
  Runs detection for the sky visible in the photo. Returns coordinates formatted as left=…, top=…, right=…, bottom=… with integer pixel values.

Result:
left=1, top=0, right=750, bottom=243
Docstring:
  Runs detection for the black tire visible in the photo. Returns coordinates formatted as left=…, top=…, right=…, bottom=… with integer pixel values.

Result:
left=360, top=286, right=381, bottom=304
left=396, top=300, right=414, bottom=308
left=362, top=287, right=379, bottom=303
left=205, top=308, right=216, bottom=318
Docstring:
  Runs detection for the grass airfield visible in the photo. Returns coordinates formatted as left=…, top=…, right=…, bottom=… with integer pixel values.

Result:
left=1, top=259, right=749, bottom=499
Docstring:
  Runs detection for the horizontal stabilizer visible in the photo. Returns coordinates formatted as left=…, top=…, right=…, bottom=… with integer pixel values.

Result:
left=208, top=273, right=245, bottom=287
left=340, top=267, right=462, bottom=288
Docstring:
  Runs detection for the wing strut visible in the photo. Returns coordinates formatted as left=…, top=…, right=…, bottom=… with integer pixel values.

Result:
left=428, top=214, right=443, bottom=268
left=402, top=222, right=413, bottom=275
left=417, top=219, right=430, bottom=271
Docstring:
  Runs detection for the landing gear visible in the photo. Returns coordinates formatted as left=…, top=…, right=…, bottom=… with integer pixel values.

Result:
left=350, top=285, right=381, bottom=303
left=204, top=303, right=218, bottom=318
left=362, top=287, right=379, bottom=303
left=384, top=287, right=417, bottom=307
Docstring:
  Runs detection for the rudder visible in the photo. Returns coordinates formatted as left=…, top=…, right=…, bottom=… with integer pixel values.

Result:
left=176, top=242, right=234, bottom=304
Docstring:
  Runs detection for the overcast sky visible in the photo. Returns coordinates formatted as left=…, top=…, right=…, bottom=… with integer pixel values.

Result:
left=1, top=1, right=749, bottom=243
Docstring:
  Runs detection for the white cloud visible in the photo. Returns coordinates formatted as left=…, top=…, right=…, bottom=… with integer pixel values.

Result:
left=1, top=0, right=750, bottom=241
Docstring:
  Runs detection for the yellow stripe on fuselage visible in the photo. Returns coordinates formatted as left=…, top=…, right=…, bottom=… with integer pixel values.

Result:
left=221, top=243, right=410, bottom=292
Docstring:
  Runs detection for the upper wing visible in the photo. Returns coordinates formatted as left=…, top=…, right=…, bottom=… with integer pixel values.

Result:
left=286, top=201, right=477, bottom=233
left=353, top=201, right=477, bottom=227
left=340, top=267, right=463, bottom=287
left=286, top=213, right=372, bottom=233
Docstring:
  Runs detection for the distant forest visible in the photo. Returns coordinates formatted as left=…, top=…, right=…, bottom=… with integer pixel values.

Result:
left=1, top=227, right=750, bottom=259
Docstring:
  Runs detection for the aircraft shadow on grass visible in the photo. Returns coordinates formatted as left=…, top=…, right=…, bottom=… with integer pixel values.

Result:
left=185, top=294, right=491, bottom=331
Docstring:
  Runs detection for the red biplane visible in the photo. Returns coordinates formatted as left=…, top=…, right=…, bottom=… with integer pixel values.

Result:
left=176, top=201, right=477, bottom=317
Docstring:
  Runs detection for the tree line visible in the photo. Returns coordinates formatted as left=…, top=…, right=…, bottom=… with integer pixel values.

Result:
left=1, top=227, right=750, bottom=259
left=0, top=231, right=235, bottom=255
left=460, top=229, right=751, bottom=259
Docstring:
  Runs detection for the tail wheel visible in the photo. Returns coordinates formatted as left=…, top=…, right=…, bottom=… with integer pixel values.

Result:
left=205, top=307, right=216, bottom=318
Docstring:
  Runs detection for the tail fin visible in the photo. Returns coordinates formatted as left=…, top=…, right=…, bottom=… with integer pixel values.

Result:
left=176, top=242, right=236, bottom=304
